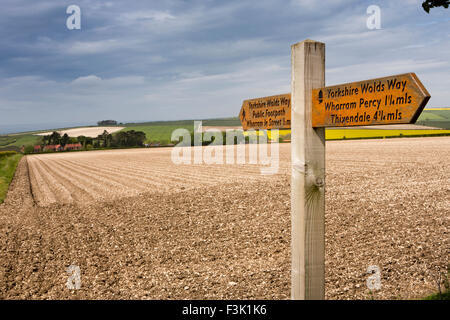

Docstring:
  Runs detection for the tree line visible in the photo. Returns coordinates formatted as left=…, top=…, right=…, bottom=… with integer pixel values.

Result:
left=25, top=130, right=146, bottom=153
left=97, top=120, right=119, bottom=126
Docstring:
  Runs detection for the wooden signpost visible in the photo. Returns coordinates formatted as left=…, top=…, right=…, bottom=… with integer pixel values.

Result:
left=290, top=40, right=430, bottom=300
left=240, top=39, right=430, bottom=300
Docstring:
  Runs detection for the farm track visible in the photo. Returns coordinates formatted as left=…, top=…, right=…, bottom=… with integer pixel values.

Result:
left=0, top=137, right=448, bottom=299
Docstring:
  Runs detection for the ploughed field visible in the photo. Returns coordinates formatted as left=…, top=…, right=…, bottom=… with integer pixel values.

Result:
left=0, top=137, right=448, bottom=299
left=26, top=146, right=289, bottom=207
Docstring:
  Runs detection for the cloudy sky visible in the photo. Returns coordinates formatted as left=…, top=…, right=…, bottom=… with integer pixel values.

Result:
left=0, top=0, right=448, bottom=133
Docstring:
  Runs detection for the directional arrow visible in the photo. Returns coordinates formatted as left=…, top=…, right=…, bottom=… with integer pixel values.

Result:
left=311, top=73, right=430, bottom=127
left=239, top=74, right=430, bottom=130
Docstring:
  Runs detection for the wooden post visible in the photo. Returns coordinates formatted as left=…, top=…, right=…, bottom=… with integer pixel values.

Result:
left=291, top=39, right=326, bottom=300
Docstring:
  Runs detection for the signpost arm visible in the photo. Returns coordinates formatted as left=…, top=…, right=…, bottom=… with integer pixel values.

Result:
left=291, top=39, right=326, bottom=300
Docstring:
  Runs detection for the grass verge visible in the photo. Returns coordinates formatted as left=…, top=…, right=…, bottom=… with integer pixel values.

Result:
left=0, top=153, right=23, bottom=204
left=424, top=291, right=450, bottom=300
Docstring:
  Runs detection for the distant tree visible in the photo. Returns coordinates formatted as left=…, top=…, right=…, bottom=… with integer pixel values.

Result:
left=130, top=131, right=146, bottom=147
left=47, top=131, right=61, bottom=145
left=113, top=131, right=128, bottom=147
left=422, top=0, right=449, bottom=12
left=112, top=130, right=146, bottom=147
left=101, top=130, right=110, bottom=147
left=96, top=135, right=103, bottom=147
left=61, top=133, right=70, bottom=147
left=106, top=133, right=113, bottom=147
left=97, top=120, right=118, bottom=126
left=85, top=137, right=93, bottom=146
left=77, top=135, right=87, bottom=147
left=95, top=130, right=110, bottom=147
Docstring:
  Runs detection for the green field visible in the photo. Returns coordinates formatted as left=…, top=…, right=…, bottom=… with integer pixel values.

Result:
left=7, top=134, right=41, bottom=147
left=417, top=108, right=450, bottom=129
left=121, top=125, right=193, bottom=144
left=0, top=134, right=41, bottom=149
left=0, top=153, right=23, bottom=204
left=0, top=136, right=16, bottom=147
left=123, top=117, right=241, bottom=128
left=121, top=118, right=241, bottom=144
left=418, top=112, right=444, bottom=121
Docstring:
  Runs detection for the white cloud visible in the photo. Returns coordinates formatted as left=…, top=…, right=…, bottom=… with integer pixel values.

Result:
left=119, top=10, right=176, bottom=23
left=71, top=75, right=147, bottom=87
left=65, top=40, right=126, bottom=55
left=72, top=75, right=102, bottom=85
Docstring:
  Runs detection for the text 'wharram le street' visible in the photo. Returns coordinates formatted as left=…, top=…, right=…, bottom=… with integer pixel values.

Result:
left=240, top=93, right=291, bottom=130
